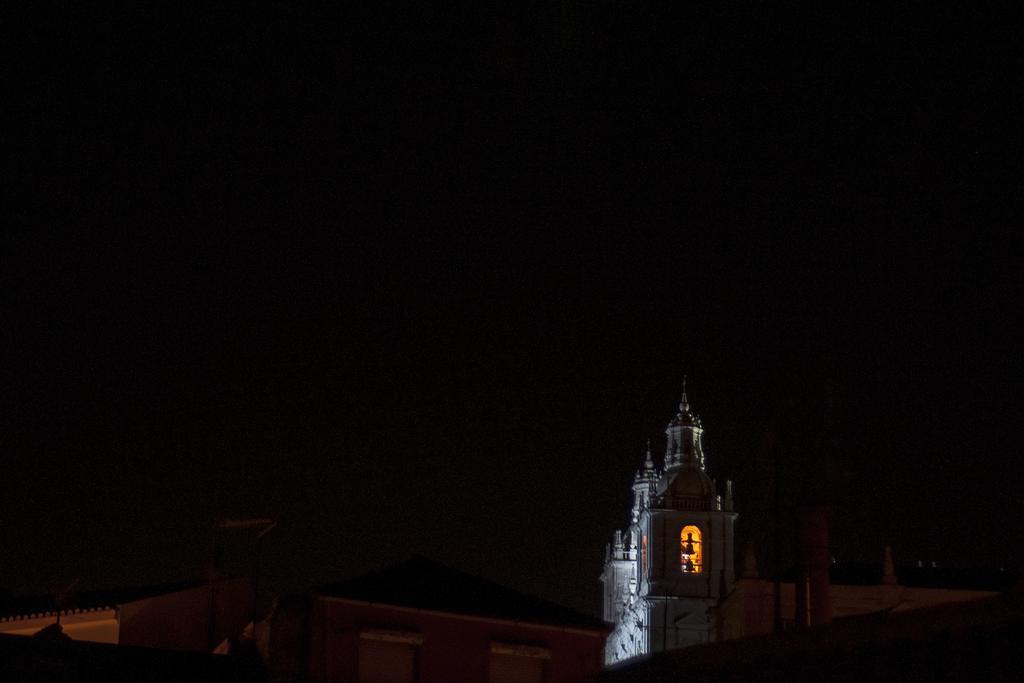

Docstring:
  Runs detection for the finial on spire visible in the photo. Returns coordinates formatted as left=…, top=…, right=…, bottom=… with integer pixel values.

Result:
left=679, top=375, right=690, bottom=413
left=644, top=439, right=654, bottom=469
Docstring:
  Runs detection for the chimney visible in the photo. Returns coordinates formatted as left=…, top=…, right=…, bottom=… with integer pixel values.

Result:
left=742, top=541, right=759, bottom=579
left=795, top=505, right=831, bottom=629
left=882, top=546, right=897, bottom=586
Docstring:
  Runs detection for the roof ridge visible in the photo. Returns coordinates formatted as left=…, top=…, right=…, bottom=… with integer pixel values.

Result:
left=316, top=556, right=605, bottom=630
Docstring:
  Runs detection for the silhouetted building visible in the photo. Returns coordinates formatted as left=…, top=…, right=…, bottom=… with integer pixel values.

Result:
left=597, top=583, right=1024, bottom=681
left=718, top=543, right=1016, bottom=639
left=0, top=578, right=253, bottom=652
left=266, top=556, right=607, bottom=682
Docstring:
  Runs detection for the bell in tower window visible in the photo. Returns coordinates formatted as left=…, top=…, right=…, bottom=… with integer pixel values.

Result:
left=680, top=525, right=703, bottom=574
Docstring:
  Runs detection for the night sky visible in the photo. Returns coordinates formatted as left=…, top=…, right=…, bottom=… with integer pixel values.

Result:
left=5, top=4, right=1021, bottom=615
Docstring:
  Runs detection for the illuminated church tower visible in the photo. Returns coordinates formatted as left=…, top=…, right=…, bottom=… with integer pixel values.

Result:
left=601, top=383, right=737, bottom=665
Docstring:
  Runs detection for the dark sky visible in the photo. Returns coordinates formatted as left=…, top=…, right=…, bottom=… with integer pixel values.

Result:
left=4, top=4, right=1021, bottom=615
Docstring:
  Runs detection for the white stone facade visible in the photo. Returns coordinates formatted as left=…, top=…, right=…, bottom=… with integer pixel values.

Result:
left=601, top=385, right=737, bottom=666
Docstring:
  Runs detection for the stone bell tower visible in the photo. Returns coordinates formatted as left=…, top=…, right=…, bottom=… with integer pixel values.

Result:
left=601, top=382, right=737, bottom=665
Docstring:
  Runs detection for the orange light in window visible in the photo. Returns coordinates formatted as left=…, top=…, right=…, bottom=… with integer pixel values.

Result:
left=641, top=534, right=648, bottom=575
left=680, top=525, right=702, bottom=574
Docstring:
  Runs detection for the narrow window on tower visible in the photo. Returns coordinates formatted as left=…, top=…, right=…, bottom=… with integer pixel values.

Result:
left=641, top=534, right=648, bottom=576
left=680, top=525, right=702, bottom=574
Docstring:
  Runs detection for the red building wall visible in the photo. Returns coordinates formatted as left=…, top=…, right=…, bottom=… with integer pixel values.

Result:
left=119, top=578, right=253, bottom=651
left=308, top=597, right=605, bottom=683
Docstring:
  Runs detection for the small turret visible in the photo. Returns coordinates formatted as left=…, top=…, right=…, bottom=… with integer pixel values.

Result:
left=632, top=441, right=660, bottom=512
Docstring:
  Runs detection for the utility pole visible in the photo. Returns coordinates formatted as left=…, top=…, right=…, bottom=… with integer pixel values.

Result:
left=765, top=423, right=784, bottom=635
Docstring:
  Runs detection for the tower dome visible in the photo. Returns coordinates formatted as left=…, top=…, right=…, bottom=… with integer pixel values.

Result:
left=665, top=466, right=714, bottom=499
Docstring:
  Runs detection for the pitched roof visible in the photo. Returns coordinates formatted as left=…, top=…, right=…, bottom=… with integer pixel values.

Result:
left=316, top=556, right=606, bottom=632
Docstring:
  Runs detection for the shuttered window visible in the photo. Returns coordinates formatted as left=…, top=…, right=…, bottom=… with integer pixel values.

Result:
left=358, top=630, right=421, bottom=683
left=489, top=642, right=548, bottom=683
left=489, top=653, right=544, bottom=683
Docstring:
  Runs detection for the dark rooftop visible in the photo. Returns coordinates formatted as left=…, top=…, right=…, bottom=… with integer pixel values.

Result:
left=0, top=579, right=206, bottom=620
left=316, top=556, right=607, bottom=632
left=599, top=586, right=1024, bottom=682
left=772, top=562, right=1019, bottom=592
left=0, top=631, right=266, bottom=683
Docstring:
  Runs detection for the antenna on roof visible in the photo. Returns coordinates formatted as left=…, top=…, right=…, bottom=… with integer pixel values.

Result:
left=52, top=578, right=80, bottom=626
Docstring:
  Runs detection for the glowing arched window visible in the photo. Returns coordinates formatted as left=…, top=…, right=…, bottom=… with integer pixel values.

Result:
left=680, top=525, right=702, bottom=574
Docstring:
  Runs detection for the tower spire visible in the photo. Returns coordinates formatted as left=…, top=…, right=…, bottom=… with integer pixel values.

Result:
left=644, top=439, right=654, bottom=470
left=665, top=377, right=702, bottom=470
